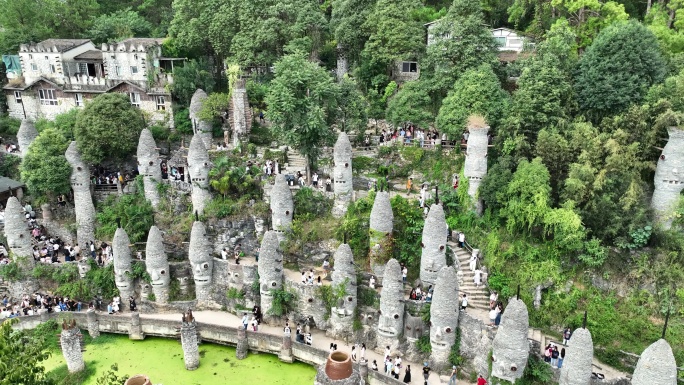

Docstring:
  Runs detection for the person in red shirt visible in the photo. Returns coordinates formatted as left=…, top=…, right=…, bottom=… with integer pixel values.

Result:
left=477, top=374, right=488, bottom=385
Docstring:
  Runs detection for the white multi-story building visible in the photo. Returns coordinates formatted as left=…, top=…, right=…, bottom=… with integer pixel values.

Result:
left=425, top=21, right=531, bottom=55
left=3, top=38, right=182, bottom=125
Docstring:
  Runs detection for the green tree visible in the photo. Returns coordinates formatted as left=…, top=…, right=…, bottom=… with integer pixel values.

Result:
left=436, top=64, right=508, bottom=138
left=20, top=129, right=72, bottom=203
left=169, top=0, right=238, bottom=58
left=170, top=58, right=216, bottom=107
left=336, top=77, right=369, bottom=133
left=265, top=53, right=339, bottom=173
left=534, top=127, right=572, bottom=201
left=0, top=318, right=54, bottom=385
left=330, top=0, right=377, bottom=65
left=575, top=20, right=666, bottom=120
left=74, top=93, right=145, bottom=165
left=500, top=157, right=552, bottom=233
left=385, top=80, right=434, bottom=128
left=87, top=9, right=153, bottom=44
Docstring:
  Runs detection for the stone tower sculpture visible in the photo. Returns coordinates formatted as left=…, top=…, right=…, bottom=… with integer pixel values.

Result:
left=189, top=218, right=213, bottom=303
left=189, top=89, right=213, bottom=149
left=236, top=326, right=248, bottom=359
left=137, top=128, right=162, bottom=208
left=651, top=126, right=684, bottom=229
left=336, top=43, right=348, bottom=80
left=419, top=203, right=448, bottom=286
left=60, top=319, right=85, bottom=373
left=632, top=339, right=677, bottom=385
left=329, top=243, right=357, bottom=339
left=17, top=120, right=38, bottom=157
left=145, top=226, right=170, bottom=304
left=181, top=310, right=200, bottom=370
left=86, top=309, right=100, bottom=339
left=376, top=259, right=404, bottom=351
left=188, top=134, right=212, bottom=215
left=65, top=141, right=96, bottom=247
left=369, top=190, right=393, bottom=280
left=559, top=325, right=594, bottom=385
left=3, top=197, right=33, bottom=263
left=229, top=79, right=252, bottom=146
left=491, top=297, right=530, bottom=383
left=429, top=266, right=460, bottom=369
left=332, top=132, right=353, bottom=218
left=463, top=121, right=489, bottom=215
left=257, top=231, right=283, bottom=321
left=270, top=174, right=294, bottom=240
left=113, top=226, right=135, bottom=308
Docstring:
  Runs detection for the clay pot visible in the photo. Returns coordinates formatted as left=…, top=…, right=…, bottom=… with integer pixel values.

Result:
left=325, top=351, right=353, bottom=380
left=124, top=375, right=152, bottom=385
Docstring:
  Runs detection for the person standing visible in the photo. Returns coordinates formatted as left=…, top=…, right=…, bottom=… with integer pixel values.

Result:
left=449, top=365, right=458, bottom=385
left=384, top=346, right=391, bottom=361
left=406, top=177, right=413, bottom=195
left=351, top=345, right=357, bottom=361
left=250, top=317, right=258, bottom=331
left=371, top=360, right=378, bottom=371
left=558, top=348, right=566, bottom=368
left=242, top=313, right=249, bottom=330
left=551, top=345, right=560, bottom=368
left=563, top=327, right=572, bottom=346
left=360, top=343, right=366, bottom=362
left=422, top=363, right=431, bottom=382
left=403, top=365, right=411, bottom=383
left=402, top=265, right=408, bottom=284
left=477, top=374, right=488, bottom=385
left=459, top=232, right=466, bottom=248
left=460, top=294, right=468, bottom=311
left=474, top=268, right=482, bottom=287
left=469, top=253, right=477, bottom=272
left=385, top=357, right=393, bottom=375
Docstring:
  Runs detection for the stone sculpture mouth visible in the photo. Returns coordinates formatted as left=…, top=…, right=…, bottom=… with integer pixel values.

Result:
left=430, top=338, right=450, bottom=350
left=151, top=282, right=166, bottom=286
left=377, top=327, right=397, bottom=337
left=662, top=179, right=684, bottom=185
left=116, top=283, right=130, bottom=289
left=194, top=278, right=210, bottom=285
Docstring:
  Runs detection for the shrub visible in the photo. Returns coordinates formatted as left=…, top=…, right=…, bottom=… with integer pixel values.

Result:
left=415, top=335, right=432, bottom=353
left=268, top=287, right=298, bottom=316
left=293, top=187, right=332, bottom=220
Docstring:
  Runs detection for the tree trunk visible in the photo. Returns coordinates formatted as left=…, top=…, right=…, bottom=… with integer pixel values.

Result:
left=305, top=154, right=311, bottom=187
left=646, top=0, right=653, bottom=14
left=668, top=7, right=676, bottom=28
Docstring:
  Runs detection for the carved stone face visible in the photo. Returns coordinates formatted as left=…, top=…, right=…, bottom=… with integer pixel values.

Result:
left=420, top=205, right=448, bottom=285
left=655, top=128, right=684, bottom=191
left=145, top=226, right=170, bottom=288
left=430, top=267, right=459, bottom=352
left=333, top=132, right=353, bottom=196
left=270, top=175, right=293, bottom=231
left=189, top=221, right=212, bottom=286
left=257, top=231, right=283, bottom=297
left=404, top=313, right=424, bottom=341
left=113, top=228, right=133, bottom=290
left=65, top=142, right=90, bottom=188
left=378, top=311, right=402, bottom=337
left=187, top=134, right=210, bottom=188
left=77, top=259, right=91, bottom=278
left=378, top=259, right=405, bottom=338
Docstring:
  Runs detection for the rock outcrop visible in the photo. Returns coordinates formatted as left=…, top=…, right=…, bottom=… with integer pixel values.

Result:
left=376, top=259, right=404, bottom=351
left=631, top=339, right=677, bottom=385
left=560, top=327, right=594, bottom=385
left=328, top=243, right=357, bottom=339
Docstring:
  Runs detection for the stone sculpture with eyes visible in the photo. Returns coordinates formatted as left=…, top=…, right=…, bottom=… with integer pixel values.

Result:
left=328, top=243, right=357, bottom=339
left=332, top=132, right=353, bottom=218
left=403, top=313, right=425, bottom=342
left=113, top=227, right=135, bottom=307
left=491, top=297, right=529, bottom=383
left=419, top=203, right=448, bottom=286
left=189, top=219, right=213, bottom=301
left=652, top=126, right=684, bottom=229
left=429, top=266, right=460, bottom=369
left=187, top=134, right=212, bottom=215
left=65, top=141, right=96, bottom=247
left=376, top=259, right=405, bottom=350
left=145, top=226, right=170, bottom=304
left=137, top=128, right=161, bottom=208
left=257, top=231, right=283, bottom=320
left=463, top=124, right=489, bottom=214
left=3, top=197, right=33, bottom=261
left=77, top=259, right=91, bottom=279
left=270, top=174, right=294, bottom=238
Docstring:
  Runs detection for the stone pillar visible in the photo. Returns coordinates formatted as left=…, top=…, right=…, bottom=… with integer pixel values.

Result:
left=180, top=310, right=200, bottom=370
left=376, top=259, right=404, bottom=352
left=369, top=191, right=393, bottom=281
left=328, top=243, right=357, bottom=340
left=279, top=333, right=293, bottom=363
left=114, top=227, right=135, bottom=308
left=270, top=174, right=294, bottom=241
left=336, top=43, right=348, bottom=80
left=359, top=359, right=368, bottom=383
left=491, top=297, right=530, bottom=383
left=137, top=128, right=162, bottom=208
left=17, top=119, right=38, bottom=157
left=257, top=231, right=283, bottom=322
left=332, top=132, right=353, bottom=218
left=429, top=266, right=460, bottom=370
left=41, top=203, right=52, bottom=221
left=631, top=339, right=677, bottom=385
left=3, top=197, right=34, bottom=265
left=129, top=312, right=144, bottom=340
left=189, top=220, right=213, bottom=304
left=419, top=203, right=448, bottom=286
left=65, top=141, right=96, bottom=247
left=559, top=327, right=593, bottom=385
left=236, top=327, right=248, bottom=360
left=86, top=309, right=100, bottom=339
left=651, top=127, right=684, bottom=229
left=189, top=89, right=213, bottom=150
left=60, top=319, right=85, bottom=373
left=145, top=226, right=170, bottom=304
left=188, top=134, right=212, bottom=215
left=230, top=79, right=252, bottom=145
left=463, top=123, right=489, bottom=215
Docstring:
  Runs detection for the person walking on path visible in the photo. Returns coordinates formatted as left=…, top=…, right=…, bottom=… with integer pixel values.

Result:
left=459, top=232, right=466, bottom=248
left=469, top=253, right=477, bottom=272
left=360, top=343, right=366, bottom=362
left=422, top=363, right=431, bottom=382
left=460, top=294, right=468, bottom=312
left=403, top=365, right=411, bottom=383
left=406, top=177, right=413, bottom=195
left=477, top=375, right=488, bottom=385
left=558, top=348, right=565, bottom=369
left=563, top=327, right=572, bottom=345
left=351, top=345, right=357, bottom=361
left=241, top=313, right=249, bottom=330
left=449, top=365, right=458, bottom=385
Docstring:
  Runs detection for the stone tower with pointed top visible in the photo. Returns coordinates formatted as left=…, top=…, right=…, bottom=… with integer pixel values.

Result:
left=652, top=126, right=684, bottom=229
left=491, top=297, right=530, bottom=383
left=559, top=327, right=594, bottom=385
left=419, top=204, right=448, bottom=286
left=181, top=310, right=200, bottom=370
left=369, top=191, right=393, bottom=279
left=270, top=174, right=294, bottom=241
left=65, top=141, right=96, bottom=247
left=145, top=226, right=170, bottom=304
left=631, top=339, right=677, bottom=385
left=229, top=79, right=252, bottom=145
left=257, top=231, right=283, bottom=322
left=17, top=120, right=38, bottom=157
left=60, top=320, right=85, bottom=373
left=332, top=132, right=353, bottom=218
left=3, top=197, right=33, bottom=263
left=328, top=243, right=357, bottom=339
left=189, top=220, right=213, bottom=303
left=137, top=128, right=162, bottom=208
left=189, top=89, right=213, bottom=149
left=463, top=123, right=489, bottom=215
left=376, top=259, right=404, bottom=351
left=430, top=266, right=460, bottom=369
left=113, top=228, right=135, bottom=307
left=188, top=134, right=212, bottom=215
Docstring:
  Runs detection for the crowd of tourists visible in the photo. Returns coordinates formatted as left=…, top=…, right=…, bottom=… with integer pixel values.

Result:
left=0, top=292, right=84, bottom=319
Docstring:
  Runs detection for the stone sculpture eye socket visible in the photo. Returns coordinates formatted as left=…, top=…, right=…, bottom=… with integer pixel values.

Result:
left=286, top=210, right=290, bottom=215
left=347, top=296, right=353, bottom=302
left=661, top=155, right=666, bottom=160
left=271, top=282, right=277, bottom=287
left=393, top=314, right=399, bottom=320
left=439, top=245, right=445, bottom=251
left=149, top=161, right=154, bottom=166
left=445, top=327, right=452, bottom=333
left=77, top=166, right=82, bottom=171
left=160, top=269, right=166, bottom=275
left=308, top=298, right=314, bottom=303
left=345, top=163, right=349, bottom=167
left=406, top=326, right=412, bottom=330
left=421, top=242, right=425, bottom=248
left=202, top=263, right=209, bottom=269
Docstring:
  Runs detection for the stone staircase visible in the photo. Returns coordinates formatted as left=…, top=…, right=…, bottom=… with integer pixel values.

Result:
left=284, top=150, right=307, bottom=174
left=449, top=241, right=491, bottom=311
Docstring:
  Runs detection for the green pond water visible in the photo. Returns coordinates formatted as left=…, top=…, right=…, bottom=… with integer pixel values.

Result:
left=42, top=334, right=316, bottom=385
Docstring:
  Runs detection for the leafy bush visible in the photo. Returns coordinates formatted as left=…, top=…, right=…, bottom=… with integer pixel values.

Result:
left=352, top=156, right=378, bottom=174
left=293, top=187, right=332, bottom=220
left=0, top=114, right=20, bottom=135
left=149, top=124, right=170, bottom=141
left=0, top=153, right=21, bottom=180
left=517, top=354, right=553, bottom=385
left=268, top=287, right=298, bottom=316
left=415, top=335, right=432, bottom=353
left=358, top=286, right=380, bottom=308
left=96, top=177, right=154, bottom=243
left=173, top=107, right=193, bottom=135
left=250, top=123, right=273, bottom=146
left=0, top=261, right=25, bottom=281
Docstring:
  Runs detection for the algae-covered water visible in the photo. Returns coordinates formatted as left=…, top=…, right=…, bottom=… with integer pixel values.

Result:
left=43, top=334, right=316, bottom=385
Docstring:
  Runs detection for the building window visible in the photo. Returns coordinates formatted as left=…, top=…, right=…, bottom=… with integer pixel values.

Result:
left=495, top=37, right=506, bottom=47
left=129, top=92, right=141, bottom=107
left=401, top=62, right=418, bottom=73
left=28, top=54, right=33, bottom=60
left=509, top=38, right=522, bottom=46
left=115, top=65, right=122, bottom=77
left=78, top=63, right=88, bottom=74
left=130, top=66, right=138, bottom=74
left=39, top=89, right=58, bottom=106
left=75, top=93, right=84, bottom=107
left=45, top=56, right=48, bottom=61
left=156, top=95, right=166, bottom=111
left=50, top=64, right=56, bottom=73
left=31, top=63, right=38, bottom=71
left=14, top=91, right=22, bottom=103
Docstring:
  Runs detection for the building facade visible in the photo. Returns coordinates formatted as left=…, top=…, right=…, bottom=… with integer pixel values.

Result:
left=3, top=38, right=181, bottom=125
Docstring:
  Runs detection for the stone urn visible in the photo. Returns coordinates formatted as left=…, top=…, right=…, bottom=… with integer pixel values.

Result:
left=41, top=203, right=52, bottom=221
left=125, top=375, right=152, bottom=385
left=325, top=351, right=353, bottom=380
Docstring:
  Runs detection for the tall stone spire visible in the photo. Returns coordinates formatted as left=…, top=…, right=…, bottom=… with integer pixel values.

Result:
left=651, top=126, right=684, bottom=229
left=369, top=191, right=393, bottom=279
left=257, top=231, right=283, bottom=321
left=137, top=128, right=161, bottom=208
left=559, top=327, right=594, bottom=385
left=145, top=226, right=170, bottom=304
left=229, top=79, right=252, bottom=146
left=270, top=174, right=293, bottom=240
left=189, top=219, right=213, bottom=303
left=187, top=134, right=212, bottom=215
left=65, top=141, right=96, bottom=247
left=491, top=297, right=530, bottom=383
left=328, top=243, right=357, bottom=339
left=189, top=89, right=212, bottom=149
left=376, top=259, right=404, bottom=351
left=429, top=266, right=460, bottom=368
left=180, top=310, right=200, bottom=370
left=332, top=132, right=353, bottom=218
left=17, top=120, right=38, bottom=157
left=113, top=227, right=135, bottom=307
left=463, top=121, right=489, bottom=215
left=419, top=203, right=448, bottom=286
left=632, top=339, right=677, bottom=385
left=60, top=319, right=85, bottom=373
left=3, top=197, right=33, bottom=262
